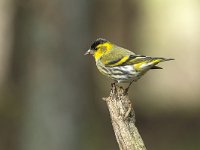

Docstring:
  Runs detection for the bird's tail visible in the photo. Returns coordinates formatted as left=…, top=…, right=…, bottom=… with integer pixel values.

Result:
left=151, top=66, right=163, bottom=69
left=150, top=57, right=174, bottom=69
left=162, top=58, right=175, bottom=61
left=152, top=57, right=174, bottom=62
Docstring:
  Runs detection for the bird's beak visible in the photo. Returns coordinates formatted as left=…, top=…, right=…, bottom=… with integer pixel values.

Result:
left=84, top=49, right=93, bottom=55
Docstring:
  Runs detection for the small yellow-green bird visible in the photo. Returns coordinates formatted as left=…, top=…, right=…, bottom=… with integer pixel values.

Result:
left=85, top=38, right=174, bottom=91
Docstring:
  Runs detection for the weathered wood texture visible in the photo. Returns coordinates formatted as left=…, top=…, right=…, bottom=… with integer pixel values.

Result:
left=104, top=85, right=146, bottom=150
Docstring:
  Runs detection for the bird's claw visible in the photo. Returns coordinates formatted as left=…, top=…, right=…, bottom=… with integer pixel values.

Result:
left=124, top=88, right=129, bottom=95
left=111, top=82, right=117, bottom=93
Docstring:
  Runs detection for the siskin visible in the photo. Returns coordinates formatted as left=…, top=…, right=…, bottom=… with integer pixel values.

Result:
left=85, top=38, right=174, bottom=91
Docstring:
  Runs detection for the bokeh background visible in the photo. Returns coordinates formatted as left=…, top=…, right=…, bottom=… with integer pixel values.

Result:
left=0, top=0, right=200, bottom=150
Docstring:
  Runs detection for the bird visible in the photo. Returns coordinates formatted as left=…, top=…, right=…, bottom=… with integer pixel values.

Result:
left=85, top=38, right=174, bottom=92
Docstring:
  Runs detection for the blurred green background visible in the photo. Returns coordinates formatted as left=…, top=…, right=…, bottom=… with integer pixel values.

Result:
left=0, top=0, right=200, bottom=150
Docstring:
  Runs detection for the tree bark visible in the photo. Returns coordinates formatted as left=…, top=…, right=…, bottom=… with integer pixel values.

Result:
left=104, top=85, right=146, bottom=150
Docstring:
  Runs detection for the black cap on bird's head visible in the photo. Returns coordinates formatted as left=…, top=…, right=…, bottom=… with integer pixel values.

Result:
left=84, top=38, right=108, bottom=55
left=91, top=38, right=108, bottom=50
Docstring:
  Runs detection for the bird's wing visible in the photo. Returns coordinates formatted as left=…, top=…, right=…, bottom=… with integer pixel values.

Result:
left=103, top=54, right=165, bottom=71
left=102, top=55, right=136, bottom=67
left=123, top=55, right=173, bottom=70
left=101, top=53, right=149, bottom=67
left=100, top=45, right=172, bottom=69
left=100, top=46, right=136, bottom=66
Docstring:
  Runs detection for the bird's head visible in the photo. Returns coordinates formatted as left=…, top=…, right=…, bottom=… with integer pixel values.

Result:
left=85, top=38, right=113, bottom=60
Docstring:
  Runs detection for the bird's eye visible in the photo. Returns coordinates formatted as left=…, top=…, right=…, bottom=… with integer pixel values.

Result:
left=94, top=46, right=99, bottom=50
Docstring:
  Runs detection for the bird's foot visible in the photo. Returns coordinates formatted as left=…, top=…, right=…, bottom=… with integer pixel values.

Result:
left=124, top=87, right=129, bottom=95
left=111, top=82, right=116, bottom=87
left=124, top=80, right=135, bottom=95
left=111, top=82, right=117, bottom=93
